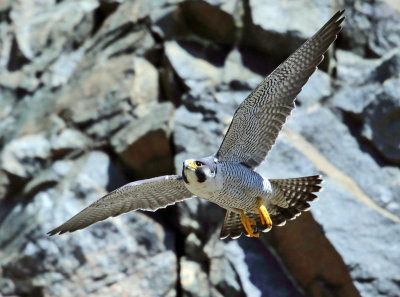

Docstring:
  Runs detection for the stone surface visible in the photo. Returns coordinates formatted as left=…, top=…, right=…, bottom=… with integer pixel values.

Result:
left=0, top=151, right=177, bottom=297
left=1, top=134, right=51, bottom=178
left=246, top=0, right=333, bottom=57
left=111, top=102, right=175, bottom=178
left=342, top=0, right=400, bottom=57
left=178, top=0, right=241, bottom=44
left=333, top=47, right=400, bottom=164
left=335, top=49, right=380, bottom=86
left=297, top=69, right=331, bottom=107
left=362, top=78, right=400, bottom=163
left=56, top=54, right=158, bottom=127
left=180, top=257, right=211, bottom=297
left=0, top=170, right=8, bottom=202
left=10, top=0, right=98, bottom=61
left=165, top=40, right=223, bottom=92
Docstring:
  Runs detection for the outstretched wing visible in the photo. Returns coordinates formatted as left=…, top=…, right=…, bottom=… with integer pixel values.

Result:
left=48, top=175, right=193, bottom=235
left=216, top=11, right=345, bottom=168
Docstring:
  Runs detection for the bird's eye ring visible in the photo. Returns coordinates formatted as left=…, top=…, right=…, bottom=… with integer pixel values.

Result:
left=195, top=161, right=203, bottom=167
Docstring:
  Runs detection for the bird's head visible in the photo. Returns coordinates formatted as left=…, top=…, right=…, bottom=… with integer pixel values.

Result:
left=182, top=156, right=217, bottom=185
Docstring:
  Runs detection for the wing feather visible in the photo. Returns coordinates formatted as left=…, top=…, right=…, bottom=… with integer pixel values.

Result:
left=48, top=175, right=193, bottom=235
left=216, top=11, right=345, bottom=168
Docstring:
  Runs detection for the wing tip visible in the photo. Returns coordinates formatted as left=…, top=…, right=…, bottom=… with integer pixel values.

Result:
left=335, top=10, right=346, bottom=29
left=47, top=228, right=63, bottom=236
left=48, top=224, right=77, bottom=236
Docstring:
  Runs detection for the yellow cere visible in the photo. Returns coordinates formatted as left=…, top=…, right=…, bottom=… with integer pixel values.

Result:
left=187, top=160, right=197, bottom=170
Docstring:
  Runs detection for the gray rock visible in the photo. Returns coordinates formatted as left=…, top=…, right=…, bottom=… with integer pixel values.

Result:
left=87, top=0, right=167, bottom=59
left=153, top=0, right=243, bottom=42
left=184, top=232, right=203, bottom=260
left=247, top=0, right=333, bottom=56
left=149, top=4, right=180, bottom=39
left=111, top=102, right=175, bottom=178
left=100, top=0, right=125, bottom=3
left=203, top=238, right=244, bottom=297
left=1, top=134, right=51, bottom=178
left=56, top=55, right=158, bottom=126
left=371, top=48, right=400, bottom=82
left=173, top=105, right=222, bottom=169
left=179, top=0, right=242, bottom=44
left=332, top=83, right=380, bottom=114
left=165, top=41, right=222, bottom=92
left=335, top=50, right=380, bottom=86
left=362, top=78, right=400, bottom=164
left=0, top=69, right=40, bottom=92
left=336, top=48, right=400, bottom=88
left=342, top=0, right=400, bottom=57
left=257, top=106, right=400, bottom=297
left=313, top=180, right=400, bottom=297
left=180, top=257, right=210, bottom=297
left=297, top=69, right=331, bottom=107
left=85, top=112, right=134, bottom=143
left=221, top=47, right=263, bottom=88
left=0, top=87, right=68, bottom=150
left=326, top=47, right=400, bottom=164
left=24, top=160, right=73, bottom=196
left=50, top=128, right=91, bottom=154
left=204, top=0, right=243, bottom=24
left=0, top=87, right=15, bottom=122
left=265, top=105, right=400, bottom=297
left=40, top=50, right=85, bottom=88
left=0, top=170, right=9, bottom=202
left=0, top=151, right=177, bottom=297
left=224, top=239, right=305, bottom=297
left=0, top=22, right=13, bottom=69
left=88, top=25, right=156, bottom=62
left=288, top=106, right=400, bottom=217
left=10, top=0, right=98, bottom=60
left=0, top=0, right=11, bottom=12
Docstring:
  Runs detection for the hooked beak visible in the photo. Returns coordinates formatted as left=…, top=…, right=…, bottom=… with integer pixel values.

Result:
left=184, top=160, right=197, bottom=170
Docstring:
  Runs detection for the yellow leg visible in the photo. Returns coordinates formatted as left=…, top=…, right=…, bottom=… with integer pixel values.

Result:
left=257, top=197, right=272, bottom=229
left=240, top=210, right=259, bottom=238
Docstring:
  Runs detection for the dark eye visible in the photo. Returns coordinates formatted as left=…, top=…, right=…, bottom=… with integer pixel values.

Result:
left=195, top=161, right=203, bottom=167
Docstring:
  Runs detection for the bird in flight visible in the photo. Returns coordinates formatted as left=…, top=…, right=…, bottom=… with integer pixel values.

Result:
left=49, top=11, right=344, bottom=239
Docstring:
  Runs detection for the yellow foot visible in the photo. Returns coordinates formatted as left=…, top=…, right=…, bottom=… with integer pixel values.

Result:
left=257, top=197, right=272, bottom=229
left=240, top=210, right=259, bottom=238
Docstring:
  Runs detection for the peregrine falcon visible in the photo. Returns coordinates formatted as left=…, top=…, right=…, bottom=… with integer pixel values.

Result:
left=49, top=11, right=344, bottom=239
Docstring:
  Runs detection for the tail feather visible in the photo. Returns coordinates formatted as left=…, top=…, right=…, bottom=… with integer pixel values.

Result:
left=219, top=175, right=324, bottom=240
left=269, top=175, right=323, bottom=222
left=220, top=211, right=244, bottom=239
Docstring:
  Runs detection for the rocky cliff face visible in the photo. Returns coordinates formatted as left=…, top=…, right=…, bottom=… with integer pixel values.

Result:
left=0, top=1, right=399, bottom=297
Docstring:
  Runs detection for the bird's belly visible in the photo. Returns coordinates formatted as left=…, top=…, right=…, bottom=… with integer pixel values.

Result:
left=200, top=165, right=266, bottom=212
left=209, top=191, right=259, bottom=213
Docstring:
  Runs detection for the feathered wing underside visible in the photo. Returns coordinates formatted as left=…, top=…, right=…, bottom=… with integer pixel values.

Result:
left=48, top=175, right=193, bottom=235
left=216, top=11, right=345, bottom=168
left=220, top=175, right=323, bottom=239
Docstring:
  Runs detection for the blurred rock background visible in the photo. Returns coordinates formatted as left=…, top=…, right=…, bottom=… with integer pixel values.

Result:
left=0, top=0, right=399, bottom=296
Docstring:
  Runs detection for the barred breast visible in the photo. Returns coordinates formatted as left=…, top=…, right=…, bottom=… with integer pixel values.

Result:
left=209, top=163, right=270, bottom=212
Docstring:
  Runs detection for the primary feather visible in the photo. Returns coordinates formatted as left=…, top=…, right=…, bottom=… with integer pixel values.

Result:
left=216, top=10, right=345, bottom=168
left=48, top=175, right=192, bottom=235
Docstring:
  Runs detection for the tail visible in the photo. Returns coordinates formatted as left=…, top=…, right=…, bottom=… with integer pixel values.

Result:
left=219, top=175, right=323, bottom=239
